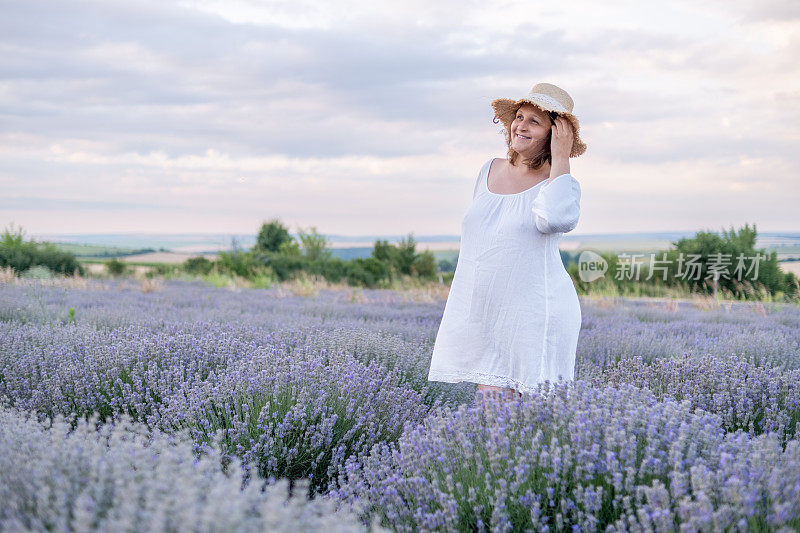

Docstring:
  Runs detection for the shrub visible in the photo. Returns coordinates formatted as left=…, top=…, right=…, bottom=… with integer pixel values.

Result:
left=278, top=240, right=301, bottom=256
left=183, top=256, right=214, bottom=275
left=256, top=253, right=307, bottom=282
left=251, top=272, right=275, bottom=289
left=0, top=225, right=83, bottom=276
left=661, top=224, right=793, bottom=299
left=346, top=257, right=389, bottom=288
left=22, top=265, right=55, bottom=279
left=335, top=381, right=800, bottom=532
left=0, top=404, right=379, bottom=532
left=105, top=258, right=127, bottom=276
left=172, top=349, right=434, bottom=496
left=151, top=263, right=177, bottom=276
left=307, top=257, right=349, bottom=284
left=203, top=271, right=239, bottom=288
left=216, top=251, right=262, bottom=278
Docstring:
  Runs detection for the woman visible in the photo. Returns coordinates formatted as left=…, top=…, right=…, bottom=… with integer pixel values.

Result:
left=427, top=82, right=586, bottom=407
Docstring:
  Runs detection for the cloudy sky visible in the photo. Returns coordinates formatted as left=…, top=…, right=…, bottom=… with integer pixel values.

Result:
left=1, top=0, right=798, bottom=237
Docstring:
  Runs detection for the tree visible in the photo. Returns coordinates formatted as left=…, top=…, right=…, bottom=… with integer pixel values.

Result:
left=412, top=249, right=438, bottom=279
left=1, top=223, right=25, bottom=247
left=396, top=233, right=417, bottom=275
left=372, top=239, right=399, bottom=266
left=664, top=222, right=792, bottom=299
left=254, top=219, right=293, bottom=253
left=297, top=226, right=332, bottom=261
left=371, top=233, right=432, bottom=279
left=277, top=240, right=301, bottom=256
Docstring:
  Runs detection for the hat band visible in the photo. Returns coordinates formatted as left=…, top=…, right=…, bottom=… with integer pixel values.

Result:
left=524, top=93, right=568, bottom=113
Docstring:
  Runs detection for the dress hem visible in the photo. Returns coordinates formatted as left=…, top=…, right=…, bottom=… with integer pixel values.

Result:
left=427, top=368, right=563, bottom=395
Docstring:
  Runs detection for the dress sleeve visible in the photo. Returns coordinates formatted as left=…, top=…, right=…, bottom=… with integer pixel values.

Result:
left=473, top=159, right=493, bottom=200
left=531, top=173, right=581, bottom=234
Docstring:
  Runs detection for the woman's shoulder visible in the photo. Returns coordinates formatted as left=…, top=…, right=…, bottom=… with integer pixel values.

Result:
left=484, top=157, right=508, bottom=172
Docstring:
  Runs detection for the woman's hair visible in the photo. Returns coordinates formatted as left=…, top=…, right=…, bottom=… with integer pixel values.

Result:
left=502, top=104, right=555, bottom=170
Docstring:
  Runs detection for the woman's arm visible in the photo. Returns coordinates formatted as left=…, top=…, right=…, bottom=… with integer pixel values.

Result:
left=548, top=156, right=570, bottom=184
left=531, top=170, right=581, bottom=234
left=532, top=118, right=581, bottom=234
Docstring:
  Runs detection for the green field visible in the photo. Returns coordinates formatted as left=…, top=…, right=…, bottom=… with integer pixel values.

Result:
left=50, top=242, right=160, bottom=259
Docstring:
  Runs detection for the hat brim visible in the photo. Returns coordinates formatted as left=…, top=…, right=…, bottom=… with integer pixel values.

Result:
left=491, top=97, right=587, bottom=158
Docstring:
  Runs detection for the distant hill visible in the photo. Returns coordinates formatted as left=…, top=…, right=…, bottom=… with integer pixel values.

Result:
left=36, top=231, right=800, bottom=261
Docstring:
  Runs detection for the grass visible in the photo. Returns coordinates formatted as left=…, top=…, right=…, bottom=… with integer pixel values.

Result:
left=3, top=261, right=797, bottom=306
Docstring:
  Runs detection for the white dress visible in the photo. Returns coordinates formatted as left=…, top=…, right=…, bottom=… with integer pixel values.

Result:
left=427, top=157, right=583, bottom=394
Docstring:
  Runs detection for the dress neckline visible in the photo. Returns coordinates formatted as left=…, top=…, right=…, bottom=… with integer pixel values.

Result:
left=484, top=158, right=548, bottom=197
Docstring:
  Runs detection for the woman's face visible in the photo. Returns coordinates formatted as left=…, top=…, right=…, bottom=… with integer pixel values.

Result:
left=509, top=103, right=552, bottom=155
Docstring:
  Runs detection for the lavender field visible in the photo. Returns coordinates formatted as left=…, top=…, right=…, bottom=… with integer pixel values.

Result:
left=1, top=279, right=799, bottom=532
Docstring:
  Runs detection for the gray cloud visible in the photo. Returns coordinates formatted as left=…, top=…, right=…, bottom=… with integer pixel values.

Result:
left=1, top=0, right=798, bottom=234
left=0, top=0, right=588, bottom=158
left=1, top=196, right=154, bottom=211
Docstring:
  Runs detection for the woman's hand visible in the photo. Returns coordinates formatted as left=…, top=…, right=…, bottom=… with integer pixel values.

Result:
left=550, top=116, right=574, bottom=161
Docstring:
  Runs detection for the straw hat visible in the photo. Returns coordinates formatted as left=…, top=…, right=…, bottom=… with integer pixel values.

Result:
left=491, top=82, right=587, bottom=157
